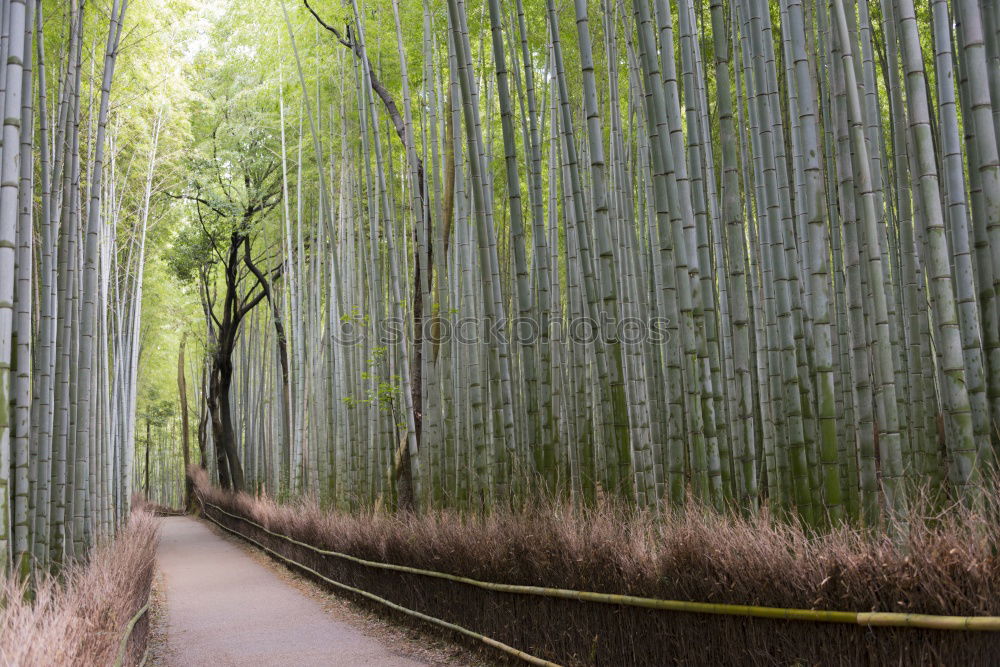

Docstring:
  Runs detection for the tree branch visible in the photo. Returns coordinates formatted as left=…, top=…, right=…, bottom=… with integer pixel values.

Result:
left=165, top=189, right=229, bottom=218
left=302, top=0, right=352, bottom=48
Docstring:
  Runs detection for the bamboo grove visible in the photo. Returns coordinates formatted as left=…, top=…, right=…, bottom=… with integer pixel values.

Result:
left=0, top=0, right=158, bottom=578
left=173, top=0, right=1000, bottom=525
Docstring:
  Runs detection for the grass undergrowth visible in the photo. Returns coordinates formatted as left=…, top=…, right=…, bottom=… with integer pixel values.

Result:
left=0, top=509, right=157, bottom=666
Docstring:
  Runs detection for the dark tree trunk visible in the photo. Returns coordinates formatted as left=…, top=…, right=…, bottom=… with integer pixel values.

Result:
left=209, top=347, right=244, bottom=492
left=178, top=336, right=193, bottom=511
left=208, top=378, right=231, bottom=490
left=197, top=362, right=209, bottom=469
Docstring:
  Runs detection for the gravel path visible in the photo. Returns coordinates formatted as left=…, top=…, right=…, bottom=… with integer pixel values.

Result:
left=154, top=516, right=434, bottom=666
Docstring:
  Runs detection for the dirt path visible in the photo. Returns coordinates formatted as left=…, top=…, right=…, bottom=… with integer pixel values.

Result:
left=153, top=516, right=437, bottom=666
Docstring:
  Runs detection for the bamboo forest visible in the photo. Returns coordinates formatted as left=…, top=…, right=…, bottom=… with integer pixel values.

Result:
left=4, top=0, right=1000, bottom=664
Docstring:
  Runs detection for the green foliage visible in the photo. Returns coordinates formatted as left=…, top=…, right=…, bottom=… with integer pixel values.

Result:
left=165, top=222, right=216, bottom=283
left=136, top=256, right=201, bottom=423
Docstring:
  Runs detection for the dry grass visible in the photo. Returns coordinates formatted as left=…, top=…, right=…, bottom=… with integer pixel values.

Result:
left=0, top=510, right=158, bottom=667
left=193, top=467, right=1000, bottom=665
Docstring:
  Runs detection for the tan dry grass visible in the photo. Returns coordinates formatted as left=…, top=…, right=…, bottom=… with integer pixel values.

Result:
left=0, top=510, right=158, bottom=667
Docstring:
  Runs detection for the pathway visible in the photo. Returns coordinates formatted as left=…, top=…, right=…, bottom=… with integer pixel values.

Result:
left=154, top=516, right=433, bottom=666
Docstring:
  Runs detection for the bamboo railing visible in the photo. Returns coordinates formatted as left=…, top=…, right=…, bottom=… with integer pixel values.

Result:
left=113, top=601, right=150, bottom=667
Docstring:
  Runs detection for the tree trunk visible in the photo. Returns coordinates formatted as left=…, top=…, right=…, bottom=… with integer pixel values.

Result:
left=209, top=346, right=245, bottom=493
left=178, top=335, right=193, bottom=510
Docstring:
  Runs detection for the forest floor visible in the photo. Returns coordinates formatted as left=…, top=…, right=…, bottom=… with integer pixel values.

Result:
left=148, top=516, right=483, bottom=666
